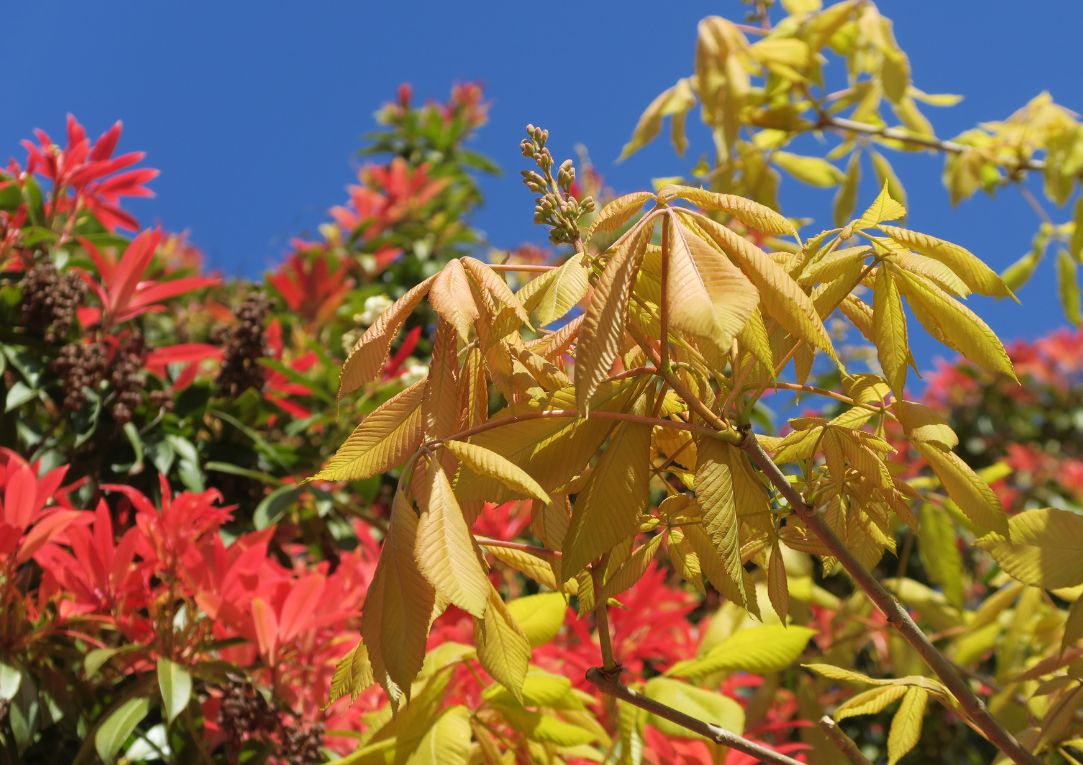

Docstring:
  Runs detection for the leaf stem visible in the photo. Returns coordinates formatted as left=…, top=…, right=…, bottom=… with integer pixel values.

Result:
left=475, top=536, right=560, bottom=558
left=741, top=434, right=1041, bottom=765
left=590, top=560, right=617, bottom=671
left=585, top=668, right=804, bottom=765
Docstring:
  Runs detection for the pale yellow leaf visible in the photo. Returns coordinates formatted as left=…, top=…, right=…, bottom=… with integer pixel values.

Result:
left=485, top=545, right=562, bottom=592
left=663, top=212, right=759, bottom=346
left=643, top=677, right=745, bottom=742
left=562, top=423, right=652, bottom=576
left=688, top=211, right=835, bottom=357
left=329, top=640, right=374, bottom=705
left=667, top=625, right=815, bottom=679
left=856, top=182, right=906, bottom=228
left=893, top=400, right=957, bottom=450
left=773, top=152, right=845, bottom=187
left=662, top=185, right=795, bottom=236
left=835, top=684, right=908, bottom=721
left=604, top=534, right=664, bottom=597
left=879, top=225, right=1012, bottom=298
left=404, top=706, right=472, bottom=765
left=462, top=256, right=531, bottom=327
left=695, top=437, right=752, bottom=608
left=506, top=592, right=568, bottom=648
left=586, top=192, right=655, bottom=240
left=873, top=266, right=908, bottom=397
left=621, top=80, right=697, bottom=160
left=474, top=587, right=530, bottom=701
left=516, top=253, right=590, bottom=327
left=917, top=443, right=1009, bottom=536
left=977, top=508, right=1083, bottom=589
left=315, top=381, right=425, bottom=481
left=416, top=464, right=491, bottom=618
left=339, top=276, right=435, bottom=397
left=887, top=687, right=928, bottom=764
left=444, top=440, right=550, bottom=504
left=576, top=223, right=652, bottom=412
left=429, top=260, right=479, bottom=342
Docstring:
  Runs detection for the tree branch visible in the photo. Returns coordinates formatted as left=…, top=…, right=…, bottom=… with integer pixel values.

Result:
left=740, top=434, right=1042, bottom=765
left=819, top=115, right=1046, bottom=172
left=585, top=668, right=804, bottom=765
left=817, top=716, right=875, bottom=765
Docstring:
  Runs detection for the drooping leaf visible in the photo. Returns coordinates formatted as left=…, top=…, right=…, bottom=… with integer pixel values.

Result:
left=887, top=687, right=929, bottom=765
left=773, top=152, right=846, bottom=187
left=444, top=440, right=550, bottom=504
left=897, top=270, right=1016, bottom=380
left=562, top=423, right=652, bottom=576
left=1056, top=249, right=1083, bottom=326
left=157, top=658, right=191, bottom=725
left=429, top=259, right=480, bottom=342
left=893, top=400, right=958, bottom=450
left=329, top=640, right=375, bottom=705
left=461, top=257, right=531, bottom=328
left=834, top=152, right=861, bottom=227
left=694, top=437, right=752, bottom=608
left=667, top=625, right=815, bottom=679
left=364, top=491, right=436, bottom=698
left=314, top=381, right=425, bottom=481
left=917, top=506, right=964, bottom=608
left=663, top=212, right=759, bottom=347
left=339, top=276, right=435, bottom=397
left=917, top=443, right=1009, bottom=536
left=604, top=534, right=664, bottom=598
left=416, top=464, right=491, bottom=617
left=95, top=697, right=151, bottom=764
left=474, top=587, right=530, bottom=701
left=873, top=266, right=909, bottom=397
left=576, top=224, right=652, bottom=412
left=977, top=508, right=1083, bottom=589
left=620, top=79, right=697, bottom=160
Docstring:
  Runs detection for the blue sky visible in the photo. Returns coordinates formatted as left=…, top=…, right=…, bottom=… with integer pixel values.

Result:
left=3, top=2, right=1078, bottom=370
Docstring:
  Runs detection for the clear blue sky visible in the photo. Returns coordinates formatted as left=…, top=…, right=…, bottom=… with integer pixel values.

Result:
left=3, top=2, right=1078, bottom=369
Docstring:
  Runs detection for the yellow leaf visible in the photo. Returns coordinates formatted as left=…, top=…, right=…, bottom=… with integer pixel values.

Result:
left=315, top=381, right=425, bottom=481
left=416, top=464, right=491, bottom=618
left=878, top=225, right=1012, bottom=299
left=662, top=212, right=759, bottom=348
left=620, top=79, right=697, bottom=160
left=661, top=185, right=795, bottom=236
left=917, top=505, right=964, bottom=608
left=474, top=587, right=530, bottom=701
left=683, top=524, right=760, bottom=617
left=1002, top=244, right=1044, bottom=291
left=429, top=260, right=479, bottom=342
left=767, top=539, right=790, bottom=622
left=873, top=266, right=908, bottom=397
left=362, top=491, right=436, bottom=698
left=916, top=443, right=1009, bottom=536
left=1057, top=249, right=1083, bottom=326
left=782, top=0, right=821, bottom=13
left=667, top=625, right=815, bottom=679
left=604, top=534, right=663, bottom=597
left=404, top=706, right=472, bottom=765
left=329, top=640, right=374, bottom=705
left=835, top=684, right=908, bottom=721
left=339, top=276, right=435, bottom=397
left=773, top=152, right=845, bottom=187
left=896, top=270, right=1016, bottom=380
left=749, top=38, right=811, bottom=70
left=893, top=400, right=958, bottom=450
left=586, top=192, right=654, bottom=241
left=422, top=323, right=462, bottom=440
left=977, top=508, right=1083, bottom=589
left=643, top=677, right=745, bottom=742
left=695, top=437, right=752, bottom=608
left=506, top=593, right=568, bottom=648
left=485, top=545, right=562, bottom=592
left=516, top=253, right=590, bottom=327
left=869, top=150, right=907, bottom=209
left=443, top=440, right=550, bottom=504
left=688, top=211, right=835, bottom=358
left=833, top=152, right=861, bottom=227
left=856, top=182, right=906, bottom=228
left=887, top=687, right=928, bottom=764
left=1063, top=598, right=1083, bottom=653
left=562, top=423, right=652, bottom=576
left=462, top=257, right=531, bottom=328
left=576, top=223, right=652, bottom=412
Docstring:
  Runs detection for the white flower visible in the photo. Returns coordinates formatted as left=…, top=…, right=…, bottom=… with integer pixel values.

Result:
left=357, top=294, right=394, bottom=327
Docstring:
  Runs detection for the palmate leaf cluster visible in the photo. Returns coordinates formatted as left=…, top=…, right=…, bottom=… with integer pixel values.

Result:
left=321, top=146, right=1083, bottom=761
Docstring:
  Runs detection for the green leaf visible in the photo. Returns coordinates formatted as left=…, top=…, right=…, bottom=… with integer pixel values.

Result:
left=506, top=592, right=568, bottom=648
left=642, top=677, right=745, bottom=741
left=404, top=706, right=472, bottom=765
left=500, top=707, right=597, bottom=746
left=874, top=266, right=908, bottom=398
left=0, top=662, right=21, bottom=703
left=474, top=588, right=530, bottom=702
left=773, top=152, right=846, bottom=187
left=484, top=671, right=582, bottom=709
left=917, top=506, right=964, bottom=608
left=157, top=658, right=192, bottom=725
left=329, top=641, right=374, bottom=705
left=667, top=625, right=815, bottom=679
left=95, top=696, right=151, bottom=764
left=977, top=508, right=1083, bottom=589
left=694, top=438, right=752, bottom=608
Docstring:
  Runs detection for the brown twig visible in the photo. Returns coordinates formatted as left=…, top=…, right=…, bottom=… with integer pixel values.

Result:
left=585, top=668, right=804, bottom=765
left=817, top=716, right=875, bottom=765
left=741, top=434, right=1041, bottom=765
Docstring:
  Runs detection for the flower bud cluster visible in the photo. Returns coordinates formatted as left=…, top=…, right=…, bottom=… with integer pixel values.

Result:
left=519, top=124, right=595, bottom=245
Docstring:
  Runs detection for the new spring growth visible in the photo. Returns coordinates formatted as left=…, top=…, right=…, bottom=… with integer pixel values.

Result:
left=520, top=124, right=595, bottom=246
